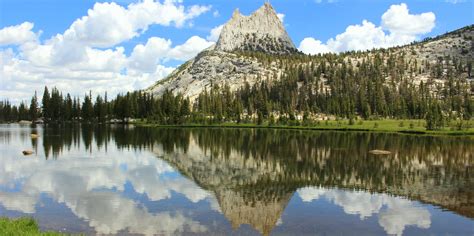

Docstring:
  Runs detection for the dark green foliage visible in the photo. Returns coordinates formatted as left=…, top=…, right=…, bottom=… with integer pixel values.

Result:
left=29, top=91, right=39, bottom=121
left=41, top=86, right=50, bottom=121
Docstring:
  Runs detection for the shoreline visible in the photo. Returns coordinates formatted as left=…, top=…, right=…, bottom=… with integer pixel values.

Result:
left=2, top=119, right=473, bottom=136
left=132, top=121, right=474, bottom=137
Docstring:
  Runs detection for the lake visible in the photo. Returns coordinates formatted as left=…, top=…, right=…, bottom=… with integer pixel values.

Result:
left=0, top=124, right=473, bottom=235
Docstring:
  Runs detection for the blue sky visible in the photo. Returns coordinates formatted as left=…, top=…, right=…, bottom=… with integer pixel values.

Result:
left=0, top=0, right=473, bottom=103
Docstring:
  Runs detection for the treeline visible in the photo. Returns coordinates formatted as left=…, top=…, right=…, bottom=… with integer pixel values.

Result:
left=0, top=87, right=191, bottom=124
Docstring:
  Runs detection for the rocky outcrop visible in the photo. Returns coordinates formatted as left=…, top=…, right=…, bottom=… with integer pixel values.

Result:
left=147, top=47, right=282, bottom=100
left=216, top=2, right=297, bottom=54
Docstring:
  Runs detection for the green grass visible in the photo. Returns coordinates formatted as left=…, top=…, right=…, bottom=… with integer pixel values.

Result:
left=0, top=217, right=64, bottom=236
left=134, top=119, right=474, bottom=136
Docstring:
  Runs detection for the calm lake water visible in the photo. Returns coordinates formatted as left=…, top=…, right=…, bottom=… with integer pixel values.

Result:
left=0, top=124, right=473, bottom=236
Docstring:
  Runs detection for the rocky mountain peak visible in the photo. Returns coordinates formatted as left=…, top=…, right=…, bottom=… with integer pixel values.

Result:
left=216, top=3, right=297, bottom=54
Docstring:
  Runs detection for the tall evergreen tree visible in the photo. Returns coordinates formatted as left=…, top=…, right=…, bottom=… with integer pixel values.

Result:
left=29, top=91, right=39, bottom=121
left=42, top=86, right=50, bottom=121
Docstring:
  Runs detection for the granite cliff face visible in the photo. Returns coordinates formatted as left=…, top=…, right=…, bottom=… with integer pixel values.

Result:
left=147, top=3, right=295, bottom=100
left=216, top=2, right=297, bottom=54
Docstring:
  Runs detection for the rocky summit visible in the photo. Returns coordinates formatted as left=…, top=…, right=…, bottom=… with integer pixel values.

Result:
left=216, top=2, right=297, bottom=54
left=147, top=3, right=295, bottom=100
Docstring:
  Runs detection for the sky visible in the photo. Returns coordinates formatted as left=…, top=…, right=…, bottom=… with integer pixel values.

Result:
left=0, top=0, right=473, bottom=103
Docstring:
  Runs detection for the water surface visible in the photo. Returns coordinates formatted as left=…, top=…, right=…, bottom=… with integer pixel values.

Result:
left=0, top=124, right=473, bottom=235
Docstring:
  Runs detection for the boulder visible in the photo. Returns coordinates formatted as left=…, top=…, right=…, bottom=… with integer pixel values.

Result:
left=369, top=150, right=392, bottom=155
left=22, top=150, right=34, bottom=155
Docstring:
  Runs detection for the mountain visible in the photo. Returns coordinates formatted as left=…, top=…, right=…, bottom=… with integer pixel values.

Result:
left=147, top=2, right=473, bottom=104
left=146, top=3, right=296, bottom=100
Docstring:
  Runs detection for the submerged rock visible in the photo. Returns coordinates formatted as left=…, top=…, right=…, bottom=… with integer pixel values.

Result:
left=369, top=150, right=392, bottom=155
left=22, top=150, right=33, bottom=155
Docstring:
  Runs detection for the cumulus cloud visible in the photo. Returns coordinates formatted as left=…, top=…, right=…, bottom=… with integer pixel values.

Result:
left=168, top=36, right=214, bottom=61
left=207, top=24, right=224, bottom=42
left=0, top=22, right=38, bottom=46
left=128, top=37, right=173, bottom=72
left=277, top=13, right=285, bottom=23
left=298, top=37, right=331, bottom=55
left=297, top=187, right=431, bottom=236
left=63, top=0, right=210, bottom=48
left=381, top=3, right=435, bottom=35
left=379, top=198, right=431, bottom=236
left=299, top=3, right=435, bottom=55
left=0, top=0, right=213, bottom=103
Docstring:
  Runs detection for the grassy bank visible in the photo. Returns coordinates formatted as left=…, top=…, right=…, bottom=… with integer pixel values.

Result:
left=134, top=119, right=474, bottom=136
left=0, top=217, right=63, bottom=236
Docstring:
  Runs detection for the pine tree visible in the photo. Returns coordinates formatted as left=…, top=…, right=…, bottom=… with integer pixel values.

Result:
left=29, top=91, right=39, bottom=121
left=42, top=86, right=50, bottom=121
left=82, top=92, right=93, bottom=122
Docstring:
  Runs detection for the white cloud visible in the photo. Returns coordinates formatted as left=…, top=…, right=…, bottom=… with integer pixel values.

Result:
left=129, top=37, right=173, bottom=72
left=63, top=0, right=211, bottom=48
left=1, top=33, right=211, bottom=104
left=207, top=24, right=224, bottom=42
left=0, top=192, right=37, bottom=214
left=0, top=0, right=213, bottom=103
left=129, top=35, right=214, bottom=71
left=379, top=198, right=431, bottom=236
left=326, top=20, right=389, bottom=52
left=0, top=22, right=38, bottom=46
left=299, top=3, right=435, bottom=55
left=168, top=36, right=214, bottom=61
left=213, top=10, right=220, bottom=17
left=298, top=37, right=331, bottom=55
left=297, top=187, right=431, bottom=236
left=277, top=13, right=285, bottom=23
left=381, top=3, right=435, bottom=35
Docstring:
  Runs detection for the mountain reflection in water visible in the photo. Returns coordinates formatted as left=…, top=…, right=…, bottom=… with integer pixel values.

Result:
left=0, top=124, right=472, bottom=236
